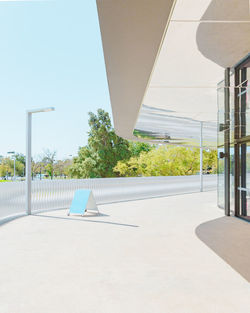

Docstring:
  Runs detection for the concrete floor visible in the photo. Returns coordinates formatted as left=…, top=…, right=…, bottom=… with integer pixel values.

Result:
left=1, top=191, right=250, bottom=313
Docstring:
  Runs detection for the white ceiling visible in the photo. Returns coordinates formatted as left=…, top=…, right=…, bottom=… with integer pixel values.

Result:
left=97, top=0, right=250, bottom=142
left=142, top=0, right=250, bottom=124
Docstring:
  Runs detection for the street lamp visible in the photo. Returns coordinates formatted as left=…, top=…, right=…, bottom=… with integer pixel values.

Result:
left=7, top=151, right=16, bottom=180
left=26, top=107, right=55, bottom=215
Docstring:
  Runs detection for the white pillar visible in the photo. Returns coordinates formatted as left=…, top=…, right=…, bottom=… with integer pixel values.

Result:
left=200, top=121, right=203, bottom=192
left=26, top=112, right=32, bottom=215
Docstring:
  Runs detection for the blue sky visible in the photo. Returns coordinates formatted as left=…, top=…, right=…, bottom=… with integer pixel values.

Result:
left=0, top=0, right=111, bottom=160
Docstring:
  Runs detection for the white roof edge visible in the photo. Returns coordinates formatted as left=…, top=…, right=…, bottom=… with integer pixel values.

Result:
left=96, top=0, right=176, bottom=141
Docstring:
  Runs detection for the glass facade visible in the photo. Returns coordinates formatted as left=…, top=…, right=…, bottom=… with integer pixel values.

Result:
left=217, top=81, right=225, bottom=209
left=133, top=104, right=217, bottom=148
left=217, top=148, right=225, bottom=209
left=217, top=54, right=250, bottom=219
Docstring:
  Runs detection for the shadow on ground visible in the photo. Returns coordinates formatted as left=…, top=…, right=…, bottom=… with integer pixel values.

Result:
left=34, top=213, right=139, bottom=228
left=196, top=216, right=250, bottom=282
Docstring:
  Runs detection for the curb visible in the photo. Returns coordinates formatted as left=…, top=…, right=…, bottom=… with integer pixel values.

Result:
left=0, top=212, right=27, bottom=226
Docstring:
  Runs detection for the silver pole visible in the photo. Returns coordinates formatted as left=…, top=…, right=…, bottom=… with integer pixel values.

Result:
left=13, top=158, right=16, bottom=180
left=25, top=107, right=55, bottom=214
left=26, top=112, right=32, bottom=215
left=200, top=121, right=203, bottom=192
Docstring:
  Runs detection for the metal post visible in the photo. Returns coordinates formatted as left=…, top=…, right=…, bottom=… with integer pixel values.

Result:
left=234, top=68, right=240, bottom=216
left=25, top=107, right=55, bottom=215
left=13, top=158, right=16, bottom=180
left=200, top=121, right=203, bottom=192
left=26, top=112, right=32, bottom=215
left=224, top=67, right=230, bottom=216
left=240, top=68, right=247, bottom=217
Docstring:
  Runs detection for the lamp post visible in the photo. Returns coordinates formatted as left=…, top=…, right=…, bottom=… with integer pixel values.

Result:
left=26, top=107, right=55, bottom=215
left=7, top=151, right=16, bottom=180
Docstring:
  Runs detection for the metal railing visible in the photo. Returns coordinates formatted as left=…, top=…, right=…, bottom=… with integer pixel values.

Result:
left=0, top=175, right=216, bottom=219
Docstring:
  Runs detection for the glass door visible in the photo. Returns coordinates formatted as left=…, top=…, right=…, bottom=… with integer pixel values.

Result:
left=217, top=81, right=225, bottom=209
left=234, top=55, right=250, bottom=218
left=238, top=142, right=250, bottom=218
left=217, top=70, right=231, bottom=214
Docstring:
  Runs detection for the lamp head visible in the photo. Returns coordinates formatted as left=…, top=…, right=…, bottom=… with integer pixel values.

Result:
left=27, top=107, right=55, bottom=114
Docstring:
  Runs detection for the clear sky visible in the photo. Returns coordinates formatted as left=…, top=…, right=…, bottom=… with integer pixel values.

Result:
left=0, top=0, right=112, bottom=160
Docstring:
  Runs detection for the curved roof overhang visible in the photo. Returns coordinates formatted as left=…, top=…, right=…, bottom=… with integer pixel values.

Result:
left=97, top=0, right=250, bottom=147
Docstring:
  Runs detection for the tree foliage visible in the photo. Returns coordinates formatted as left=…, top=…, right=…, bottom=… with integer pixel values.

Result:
left=203, top=149, right=217, bottom=174
left=41, top=149, right=57, bottom=179
left=69, top=109, right=217, bottom=178
left=15, top=153, right=25, bottom=166
left=114, top=145, right=217, bottom=177
left=0, top=151, right=72, bottom=180
left=129, top=141, right=154, bottom=157
left=54, top=159, right=72, bottom=178
left=70, top=109, right=131, bottom=178
left=0, top=157, right=24, bottom=177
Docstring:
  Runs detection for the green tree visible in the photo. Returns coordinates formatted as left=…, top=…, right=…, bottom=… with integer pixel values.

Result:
left=31, top=160, right=45, bottom=179
left=0, top=159, right=11, bottom=178
left=70, top=109, right=131, bottom=178
left=42, top=150, right=56, bottom=179
left=0, top=157, right=24, bottom=178
left=114, top=146, right=218, bottom=177
left=203, top=149, right=217, bottom=174
left=54, top=159, right=72, bottom=178
left=129, top=141, right=154, bottom=157
left=15, top=153, right=25, bottom=166
left=114, top=146, right=201, bottom=177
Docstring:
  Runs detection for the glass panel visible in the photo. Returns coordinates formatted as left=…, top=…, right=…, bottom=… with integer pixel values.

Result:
left=246, top=144, right=250, bottom=217
left=234, top=66, right=250, bottom=140
left=239, top=86, right=250, bottom=137
left=238, top=142, right=250, bottom=218
left=217, top=147, right=225, bottom=208
left=230, top=145, right=235, bottom=213
left=230, top=86, right=235, bottom=143
left=133, top=104, right=217, bottom=148
left=217, top=85, right=225, bottom=147
left=217, top=80, right=225, bottom=209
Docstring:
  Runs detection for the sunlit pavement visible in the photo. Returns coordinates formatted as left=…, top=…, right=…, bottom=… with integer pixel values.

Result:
left=1, top=191, right=250, bottom=313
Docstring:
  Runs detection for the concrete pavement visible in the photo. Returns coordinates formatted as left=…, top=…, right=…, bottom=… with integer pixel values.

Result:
left=1, top=191, right=250, bottom=313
